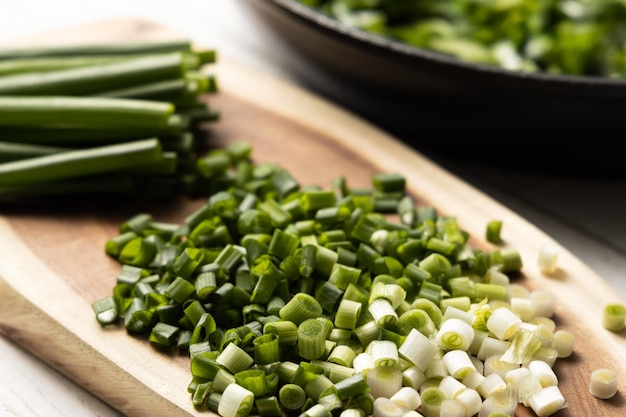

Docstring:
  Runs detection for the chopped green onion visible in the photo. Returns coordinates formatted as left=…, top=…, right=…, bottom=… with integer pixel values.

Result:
left=440, top=297, right=471, bottom=314
left=398, top=329, right=439, bottom=372
left=250, top=257, right=283, bottom=305
left=258, top=198, right=292, bottom=229
left=191, top=380, right=211, bottom=407
left=454, top=388, right=482, bottom=417
left=529, top=290, right=557, bottom=319
left=326, top=373, right=366, bottom=400
left=279, top=383, right=307, bottom=410
left=212, top=369, right=236, bottom=394
left=327, top=345, right=356, bottom=367
left=438, top=399, right=465, bottom=417
left=484, top=355, right=518, bottom=380
left=435, top=318, right=474, bottom=351
left=367, top=366, right=403, bottom=399
left=305, top=374, right=334, bottom=401
left=528, top=360, right=558, bottom=388
left=164, top=276, right=196, bottom=304
left=300, top=190, right=336, bottom=212
left=218, top=383, right=255, bottom=417
left=477, top=337, right=510, bottom=362
left=347, top=393, right=375, bottom=416
left=352, top=352, right=374, bottom=377
left=123, top=297, right=152, bottom=333
left=486, top=220, right=503, bottom=244
left=514, top=372, right=544, bottom=407
left=510, top=297, right=534, bottom=322
left=300, top=244, right=317, bottom=278
left=425, top=237, right=456, bottom=257
left=256, top=396, right=282, bottom=417
left=268, top=228, right=300, bottom=260
left=298, top=318, right=331, bottom=360
left=372, top=397, right=406, bottom=417
left=484, top=267, right=509, bottom=287
left=301, top=403, right=332, bottom=417
left=334, top=299, right=362, bottom=330
left=235, top=369, right=271, bottom=397
left=194, top=271, right=218, bottom=302
left=486, top=307, right=522, bottom=341
left=148, top=322, right=179, bottom=348
left=397, top=309, right=436, bottom=338
left=91, top=296, right=118, bottom=325
left=372, top=173, right=405, bottom=193
left=491, top=248, right=523, bottom=273
left=329, top=263, right=361, bottom=290
left=485, top=412, right=514, bottom=417
left=264, top=320, right=298, bottom=345
left=118, top=237, right=158, bottom=267
left=478, top=391, right=517, bottom=416
left=326, top=362, right=356, bottom=383
left=217, top=343, right=254, bottom=373
left=537, top=244, right=558, bottom=274
left=441, top=350, right=476, bottom=379
left=368, top=298, right=398, bottom=326
left=550, top=329, right=574, bottom=358
left=315, top=281, right=344, bottom=313
left=389, top=386, right=421, bottom=411
left=527, top=385, right=565, bottom=417
left=438, top=375, right=466, bottom=399
left=589, top=368, right=618, bottom=399
left=254, top=333, right=281, bottom=365
left=474, top=283, right=507, bottom=303
left=280, top=292, right=323, bottom=325
left=419, top=387, right=445, bottom=417
left=190, top=352, right=221, bottom=379
left=401, top=366, right=426, bottom=391
left=340, top=407, right=364, bottom=417
left=171, top=247, right=204, bottom=280
left=215, top=244, right=245, bottom=274
left=314, top=245, right=339, bottom=277
left=476, top=373, right=506, bottom=398
left=411, top=298, right=442, bottom=328
left=501, top=327, right=542, bottom=365
left=105, top=231, right=138, bottom=258
left=602, top=302, right=626, bottom=332
left=369, top=282, right=406, bottom=309
left=290, top=361, right=324, bottom=387
left=368, top=340, right=399, bottom=368
left=204, top=392, right=222, bottom=414
left=275, top=361, right=299, bottom=384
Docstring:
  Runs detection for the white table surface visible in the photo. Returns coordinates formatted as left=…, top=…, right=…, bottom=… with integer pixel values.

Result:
left=1, top=1, right=626, bottom=416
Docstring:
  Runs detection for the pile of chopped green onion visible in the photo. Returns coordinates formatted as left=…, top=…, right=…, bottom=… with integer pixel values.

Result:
left=93, top=140, right=577, bottom=417
left=0, top=40, right=219, bottom=201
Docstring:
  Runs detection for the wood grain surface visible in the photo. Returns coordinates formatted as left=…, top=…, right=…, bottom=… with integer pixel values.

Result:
left=0, top=19, right=625, bottom=417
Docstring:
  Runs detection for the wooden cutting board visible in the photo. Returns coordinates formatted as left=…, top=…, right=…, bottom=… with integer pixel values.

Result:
left=1, top=19, right=624, bottom=417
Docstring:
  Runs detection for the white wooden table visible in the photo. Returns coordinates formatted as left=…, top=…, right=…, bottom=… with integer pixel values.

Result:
left=2, top=1, right=625, bottom=415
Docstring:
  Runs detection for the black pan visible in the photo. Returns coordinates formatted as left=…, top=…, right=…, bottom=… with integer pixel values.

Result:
left=245, top=0, right=626, bottom=175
